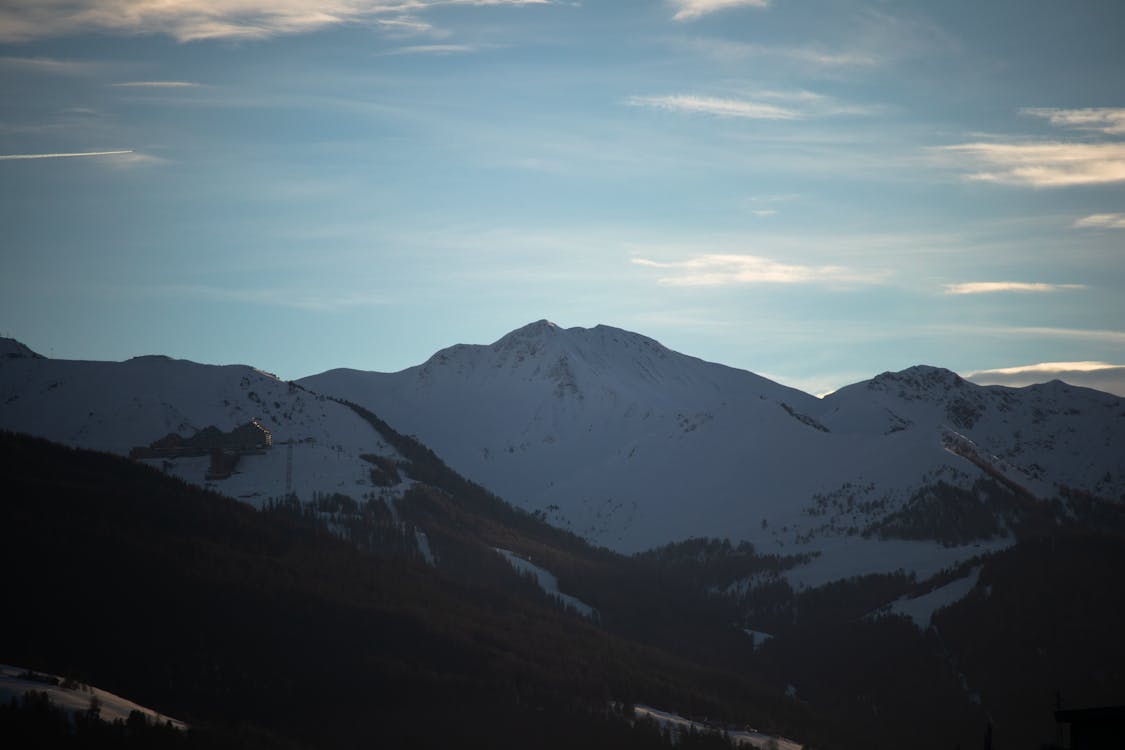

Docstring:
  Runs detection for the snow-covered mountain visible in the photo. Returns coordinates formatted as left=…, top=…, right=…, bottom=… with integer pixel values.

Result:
left=0, top=338, right=401, bottom=506
left=302, top=321, right=1125, bottom=578
left=4, top=324, right=1122, bottom=586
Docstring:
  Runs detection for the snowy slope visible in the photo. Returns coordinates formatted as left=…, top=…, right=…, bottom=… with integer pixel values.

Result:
left=0, top=339, right=400, bottom=507
left=302, top=322, right=1125, bottom=579
left=818, top=366, right=1125, bottom=501
left=0, top=664, right=185, bottom=728
left=303, top=321, right=852, bottom=551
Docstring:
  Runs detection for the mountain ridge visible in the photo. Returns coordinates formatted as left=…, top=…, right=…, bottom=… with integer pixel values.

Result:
left=3, top=325, right=1122, bottom=582
left=300, top=322, right=1124, bottom=572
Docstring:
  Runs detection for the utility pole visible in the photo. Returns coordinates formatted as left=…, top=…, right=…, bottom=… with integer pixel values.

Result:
left=285, top=440, right=294, bottom=499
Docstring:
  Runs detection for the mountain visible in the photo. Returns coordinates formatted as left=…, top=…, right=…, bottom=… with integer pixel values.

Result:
left=4, top=325, right=1123, bottom=588
left=0, top=338, right=401, bottom=507
left=4, top=328, right=1124, bottom=750
left=302, top=321, right=1125, bottom=579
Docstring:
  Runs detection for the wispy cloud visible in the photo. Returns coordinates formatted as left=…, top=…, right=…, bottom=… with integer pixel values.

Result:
left=632, top=254, right=885, bottom=287
left=1022, top=107, right=1125, bottom=136
left=968, top=361, right=1121, bottom=376
left=940, top=324, right=1125, bottom=346
left=939, top=141, right=1125, bottom=187
left=965, top=361, right=1125, bottom=397
left=161, top=284, right=393, bottom=311
left=669, top=0, right=769, bottom=22
left=627, top=95, right=800, bottom=120
left=627, top=89, right=879, bottom=123
left=380, top=43, right=479, bottom=55
left=663, top=37, right=879, bottom=68
left=111, top=80, right=201, bottom=88
left=943, top=281, right=1086, bottom=295
left=940, top=106, right=1125, bottom=187
left=0, top=150, right=134, bottom=160
left=0, top=55, right=99, bottom=75
left=0, top=1, right=552, bottom=43
left=1073, top=213, right=1125, bottom=229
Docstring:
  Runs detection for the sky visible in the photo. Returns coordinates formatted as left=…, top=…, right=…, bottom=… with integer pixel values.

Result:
left=1, top=0, right=1123, bottom=396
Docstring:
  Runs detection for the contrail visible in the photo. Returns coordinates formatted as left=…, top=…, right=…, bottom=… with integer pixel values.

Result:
left=0, top=150, right=133, bottom=160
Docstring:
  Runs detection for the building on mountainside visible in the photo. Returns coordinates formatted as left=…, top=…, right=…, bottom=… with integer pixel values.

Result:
left=130, top=420, right=272, bottom=459
left=130, top=420, right=272, bottom=479
left=1053, top=706, right=1125, bottom=749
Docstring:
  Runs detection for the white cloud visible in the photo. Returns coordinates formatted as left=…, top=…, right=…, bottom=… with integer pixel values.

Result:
left=632, top=254, right=885, bottom=287
left=0, top=150, right=134, bottom=160
left=0, top=1, right=551, bottom=43
left=941, top=106, right=1125, bottom=187
left=627, top=94, right=800, bottom=120
left=940, top=141, right=1125, bottom=188
left=1073, top=213, right=1125, bottom=229
left=965, top=361, right=1125, bottom=397
left=943, top=281, right=1086, bottom=295
left=669, top=0, right=769, bottom=21
left=1022, top=107, right=1125, bottom=136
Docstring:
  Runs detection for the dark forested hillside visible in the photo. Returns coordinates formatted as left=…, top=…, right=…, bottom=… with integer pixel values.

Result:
left=4, top=427, right=1123, bottom=750
left=0, top=431, right=818, bottom=749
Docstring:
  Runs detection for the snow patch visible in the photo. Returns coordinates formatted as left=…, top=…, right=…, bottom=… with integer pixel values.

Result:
left=742, top=629, right=774, bottom=650
left=784, top=536, right=1007, bottom=590
left=880, top=566, right=983, bottom=629
left=633, top=704, right=802, bottom=750
left=414, top=529, right=436, bottom=566
left=494, top=548, right=598, bottom=620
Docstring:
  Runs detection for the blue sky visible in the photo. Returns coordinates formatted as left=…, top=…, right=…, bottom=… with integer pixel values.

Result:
left=2, top=0, right=1123, bottom=395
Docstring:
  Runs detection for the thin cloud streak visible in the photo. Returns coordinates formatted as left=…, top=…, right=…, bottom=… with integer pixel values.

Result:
left=968, top=361, right=1121, bottom=376
left=380, top=43, right=479, bottom=55
left=1073, top=213, right=1125, bottom=229
left=0, top=55, right=100, bottom=75
left=940, top=325, right=1125, bottom=346
left=112, top=80, right=201, bottom=88
left=632, top=254, right=885, bottom=287
left=965, top=361, right=1125, bottom=397
left=943, top=281, right=1086, bottom=295
left=1022, top=107, right=1125, bottom=136
left=666, top=37, right=879, bottom=68
left=0, top=150, right=134, bottom=160
left=161, top=284, right=393, bottom=311
left=0, top=1, right=553, bottom=43
left=627, top=95, right=800, bottom=120
left=670, top=0, right=769, bottom=22
left=940, top=142, right=1125, bottom=187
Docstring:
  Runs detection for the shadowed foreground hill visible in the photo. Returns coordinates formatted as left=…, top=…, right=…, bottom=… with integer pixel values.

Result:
left=0, top=431, right=816, bottom=749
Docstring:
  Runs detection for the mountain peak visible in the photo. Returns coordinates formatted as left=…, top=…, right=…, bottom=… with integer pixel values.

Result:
left=494, top=319, right=561, bottom=342
left=866, top=365, right=967, bottom=399
left=0, top=337, right=45, bottom=360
